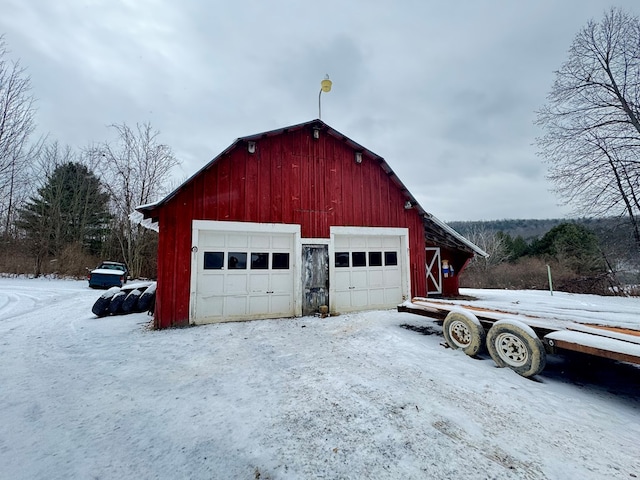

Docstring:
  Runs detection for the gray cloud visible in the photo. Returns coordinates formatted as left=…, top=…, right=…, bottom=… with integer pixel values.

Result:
left=1, top=0, right=637, bottom=221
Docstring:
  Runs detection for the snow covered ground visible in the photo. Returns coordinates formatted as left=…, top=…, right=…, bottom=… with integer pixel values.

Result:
left=1, top=277, right=639, bottom=480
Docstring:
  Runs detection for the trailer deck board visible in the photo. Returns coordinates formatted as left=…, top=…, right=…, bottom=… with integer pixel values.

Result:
left=406, top=298, right=570, bottom=331
left=401, top=297, right=640, bottom=366
left=545, top=330, right=640, bottom=363
left=566, top=323, right=640, bottom=345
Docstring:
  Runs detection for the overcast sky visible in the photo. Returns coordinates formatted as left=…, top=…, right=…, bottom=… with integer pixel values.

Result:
left=2, top=1, right=639, bottom=222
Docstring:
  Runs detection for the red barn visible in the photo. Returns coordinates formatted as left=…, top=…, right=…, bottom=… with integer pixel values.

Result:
left=137, top=120, right=485, bottom=329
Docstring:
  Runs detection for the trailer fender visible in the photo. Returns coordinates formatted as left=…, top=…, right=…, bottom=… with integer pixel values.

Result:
left=487, top=319, right=546, bottom=378
left=443, top=310, right=486, bottom=357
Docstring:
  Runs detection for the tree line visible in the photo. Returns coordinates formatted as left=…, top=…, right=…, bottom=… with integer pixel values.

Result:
left=453, top=219, right=638, bottom=295
left=0, top=35, right=178, bottom=279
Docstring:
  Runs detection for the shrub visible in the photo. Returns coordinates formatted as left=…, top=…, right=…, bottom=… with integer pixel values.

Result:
left=460, top=257, right=615, bottom=295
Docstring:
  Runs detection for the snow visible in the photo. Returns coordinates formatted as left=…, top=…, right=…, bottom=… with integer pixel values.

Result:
left=568, top=323, right=640, bottom=345
left=492, top=317, right=540, bottom=341
left=89, top=268, right=125, bottom=276
left=545, top=329, right=640, bottom=358
left=450, top=307, right=483, bottom=328
left=454, top=288, right=640, bottom=331
left=129, top=209, right=159, bottom=232
left=1, top=278, right=639, bottom=479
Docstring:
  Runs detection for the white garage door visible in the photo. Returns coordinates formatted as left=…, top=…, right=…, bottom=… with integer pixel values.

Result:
left=331, top=227, right=410, bottom=313
left=190, top=221, right=300, bottom=324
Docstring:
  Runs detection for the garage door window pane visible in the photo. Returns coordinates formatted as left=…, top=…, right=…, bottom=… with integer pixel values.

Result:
left=228, top=252, right=247, bottom=269
left=335, top=252, right=349, bottom=267
left=272, top=253, right=290, bottom=269
left=385, top=251, right=398, bottom=266
left=204, top=251, right=224, bottom=270
left=369, top=251, right=382, bottom=266
left=251, top=253, right=269, bottom=269
left=352, top=252, right=366, bottom=267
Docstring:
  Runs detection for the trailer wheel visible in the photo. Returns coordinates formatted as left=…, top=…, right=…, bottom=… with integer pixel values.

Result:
left=442, top=310, right=486, bottom=356
left=486, top=320, right=546, bottom=378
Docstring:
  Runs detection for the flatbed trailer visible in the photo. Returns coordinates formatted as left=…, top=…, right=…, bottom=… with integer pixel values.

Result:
left=399, top=297, right=640, bottom=378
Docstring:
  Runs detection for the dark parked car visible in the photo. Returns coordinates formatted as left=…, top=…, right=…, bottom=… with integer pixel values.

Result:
left=88, top=261, right=129, bottom=288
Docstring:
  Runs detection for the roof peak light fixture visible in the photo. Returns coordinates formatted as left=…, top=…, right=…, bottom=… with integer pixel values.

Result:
left=318, top=74, right=332, bottom=120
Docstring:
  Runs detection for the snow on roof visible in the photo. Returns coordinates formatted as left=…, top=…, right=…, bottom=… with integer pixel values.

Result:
left=129, top=210, right=158, bottom=232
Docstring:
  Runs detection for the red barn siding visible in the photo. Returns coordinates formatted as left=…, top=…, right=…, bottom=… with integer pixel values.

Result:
left=153, top=127, right=428, bottom=328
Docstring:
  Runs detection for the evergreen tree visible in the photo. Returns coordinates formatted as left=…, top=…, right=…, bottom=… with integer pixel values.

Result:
left=496, top=231, right=530, bottom=261
left=18, top=162, right=110, bottom=274
left=530, top=223, right=605, bottom=275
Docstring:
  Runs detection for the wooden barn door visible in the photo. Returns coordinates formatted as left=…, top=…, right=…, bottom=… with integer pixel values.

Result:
left=302, top=245, right=329, bottom=316
left=425, top=247, right=442, bottom=295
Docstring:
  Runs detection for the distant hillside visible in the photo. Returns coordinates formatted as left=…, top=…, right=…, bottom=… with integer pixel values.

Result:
left=448, top=219, right=566, bottom=241
left=449, top=217, right=639, bottom=268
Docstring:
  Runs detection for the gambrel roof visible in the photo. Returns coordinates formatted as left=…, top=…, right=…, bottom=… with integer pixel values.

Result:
left=137, top=119, right=486, bottom=257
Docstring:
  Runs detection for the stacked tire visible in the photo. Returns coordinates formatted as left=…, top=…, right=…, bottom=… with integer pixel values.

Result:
left=91, top=282, right=156, bottom=317
left=91, top=287, right=122, bottom=317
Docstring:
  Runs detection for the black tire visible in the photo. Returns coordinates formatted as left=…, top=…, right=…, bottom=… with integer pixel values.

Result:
left=137, top=291, right=154, bottom=312
left=121, top=289, right=142, bottom=314
left=442, top=310, right=486, bottom=356
left=486, top=320, right=546, bottom=378
left=91, top=296, right=111, bottom=317
left=136, top=282, right=157, bottom=313
left=108, top=291, right=127, bottom=315
left=91, top=287, right=121, bottom=317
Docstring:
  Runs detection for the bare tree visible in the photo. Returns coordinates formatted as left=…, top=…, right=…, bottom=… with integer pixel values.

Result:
left=464, top=226, right=508, bottom=271
left=0, top=35, right=38, bottom=237
left=91, top=122, right=179, bottom=277
left=536, top=8, right=640, bottom=250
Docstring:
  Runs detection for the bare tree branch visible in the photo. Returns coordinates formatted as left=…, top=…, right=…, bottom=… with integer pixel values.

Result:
left=536, top=8, right=640, bottom=250
left=88, top=122, right=180, bottom=277
left=0, top=35, right=38, bottom=236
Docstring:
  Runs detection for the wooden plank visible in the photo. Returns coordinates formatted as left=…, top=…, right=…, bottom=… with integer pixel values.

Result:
left=407, top=299, right=571, bottom=339
left=545, top=330, right=640, bottom=365
left=587, top=324, right=640, bottom=337
left=568, top=323, right=640, bottom=345
left=550, top=340, right=640, bottom=364
left=409, top=298, right=539, bottom=323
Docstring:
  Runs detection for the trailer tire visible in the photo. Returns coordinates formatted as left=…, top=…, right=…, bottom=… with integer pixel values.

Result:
left=486, top=320, right=546, bottom=378
left=443, top=310, right=486, bottom=357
